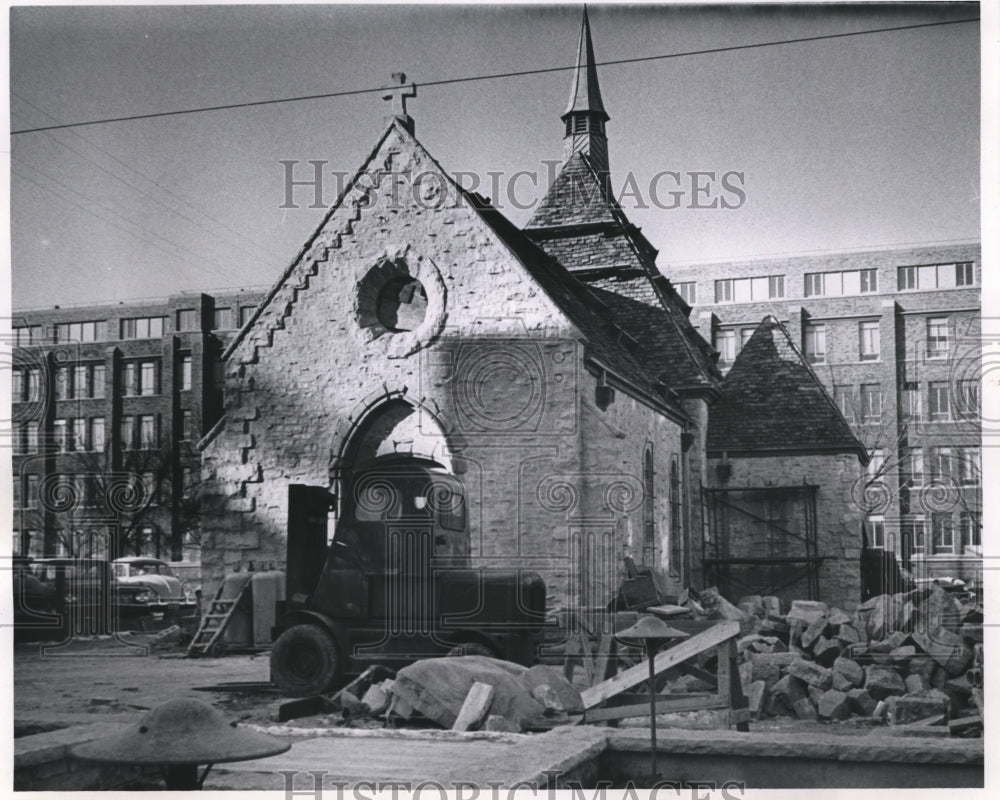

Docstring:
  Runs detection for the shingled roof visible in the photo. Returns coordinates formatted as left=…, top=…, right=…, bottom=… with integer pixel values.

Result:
left=707, top=316, right=867, bottom=461
left=524, top=152, right=721, bottom=393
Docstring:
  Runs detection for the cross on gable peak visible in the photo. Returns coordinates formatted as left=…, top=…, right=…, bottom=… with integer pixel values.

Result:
left=382, top=72, right=417, bottom=135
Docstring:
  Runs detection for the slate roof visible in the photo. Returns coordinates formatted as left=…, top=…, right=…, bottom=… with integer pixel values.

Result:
left=524, top=152, right=721, bottom=393
left=706, top=316, right=867, bottom=460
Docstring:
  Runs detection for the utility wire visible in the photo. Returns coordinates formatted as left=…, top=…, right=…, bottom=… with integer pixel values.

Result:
left=10, top=18, right=978, bottom=135
left=12, top=92, right=286, bottom=265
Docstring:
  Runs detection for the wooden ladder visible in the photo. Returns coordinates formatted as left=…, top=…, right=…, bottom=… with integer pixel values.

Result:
left=186, top=580, right=248, bottom=658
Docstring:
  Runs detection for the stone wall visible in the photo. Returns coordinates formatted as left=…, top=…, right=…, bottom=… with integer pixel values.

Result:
left=706, top=452, right=865, bottom=611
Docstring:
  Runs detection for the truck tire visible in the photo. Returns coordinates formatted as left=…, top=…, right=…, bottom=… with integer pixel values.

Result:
left=270, top=624, right=342, bottom=697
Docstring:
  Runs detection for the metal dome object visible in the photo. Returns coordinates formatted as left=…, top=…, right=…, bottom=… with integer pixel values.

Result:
left=71, top=697, right=291, bottom=766
left=615, top=615, right=690, bottom=644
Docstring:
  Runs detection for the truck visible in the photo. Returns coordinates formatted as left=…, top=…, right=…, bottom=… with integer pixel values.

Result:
left=269, top=457, right=548, bottom=696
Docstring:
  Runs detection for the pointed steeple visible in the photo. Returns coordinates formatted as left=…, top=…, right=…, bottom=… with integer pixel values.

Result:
left=562, top=7, right=610, bottom=175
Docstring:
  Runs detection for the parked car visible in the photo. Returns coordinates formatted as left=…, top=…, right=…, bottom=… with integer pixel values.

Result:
left=22, top=558, right=115, bottom=636
left=112, top=557, right=198, bottom=622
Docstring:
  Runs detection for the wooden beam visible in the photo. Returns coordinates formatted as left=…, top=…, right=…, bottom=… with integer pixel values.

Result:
left=584, top=694, right=730, bottom=722
left=949, top=715, right=983, bottom=736
left=452, top=682, right=495, bottom=732
left=580, top=620, right=740, bottom=710
left=592, top=633, right=616, bottom=686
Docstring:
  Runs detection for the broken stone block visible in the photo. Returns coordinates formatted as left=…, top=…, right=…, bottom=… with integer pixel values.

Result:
left=908, top=657, right=936, bottom=681
left=336, top=689, right=365, bottom=717
left=827, top=608, right=851, bottom=627
left=905, top=673, right=930, bottom=694
left=746, top=680, right=766, bottom=719
left=836, top=624, right=860, bottom=646
left=832, top=657, right=864, bottom=689
left=522, top=665, right=583, bottom=713
left=847, top=687, right=877, bottom=716
left=890, top=646, right=917, bottom=660
left=787, top=658, right=833, bottom=690
left=930, top=667, right=947, bottom=691
left=918, top=585, right=963, bottom=634
left=764, top=691, right=793, bottom=718
left=483, top=715, right=519, bottom=732
left=913, top=628, right=973, bottom=676
left=792, top=696, right=818, bottom=721
left=762, top=596, right=781, bottom=617
left=759, top=617, right=790, bottom=639
left=864, top=665, right=906, bottom=700
left=812, top=637, right=841, bottom=667
left=789, top=619, right=806, bottom=647
left=361, top=680, right=394, bottom=716
left=671, top=673, right=715, bottom=694
left=893, top=689, right=950, bottom=725
left=945, top=675, right=973, bottom=696
left=818, top=689, right=851, bottom=720
left=808, top=684, right=824, bottom=707
left=788, top=600, right=829, bottom=626
left=737, top=595, right=765, bottom=618
left=885, top=631, right=909, bottom=650
left=750, top=652, right=796, bottom=688
left=739, top=661, right=754, bottom=691
left=801, top=616, right=830, bottom=650
left=771, top=673, right=807, bottom=703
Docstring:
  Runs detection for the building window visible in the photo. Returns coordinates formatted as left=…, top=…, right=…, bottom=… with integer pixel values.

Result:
left=867, top=516, right=885, bottom=549
left=239, top=305, right=256, bottom=327
left=931, top=513, right=954, bottom=555
left=122, top=360, right=159, bottom=396
left=928, top=447, right=952, bottom=482
left=804, top=269, right=876, bottom=297
left=56, top=367, right=71, bottom=400
left=957, top=447, right=980, bottom=485
left=70, top=418, right=87, bottom=452
left=212, top=307, right=232, bottom=330
left=955, top=262, right=975, bottom=286
left=176, top=309, right=198, bottom=331
left=27, top=369, right=40, bottom=401
left=90, top=418, right=105, bottom=452
left=903, top=518, right=925, bottom=553
left=14, top=325, right=44, bottom=346
left=670, top=456, right=682, bottom=577
left=903, top=385, right=922, bottom=421
left=12, top=370, right=24, bottom=402
left=926, top=317, right=949, bottom=359
left=25, top=475, right=39, bottom=509
left=928, top=381, right=950, bottom=421
left=25, top=426, right=39, bottom=454
left=121, top=416, right=135, bottom=451
left=859, top=321, right=880, bottom=361
left=867, top=449, right=885, bottom=479
left=714, top=276, right=783, bottom=304
left=804, top=323, right=826, bottom=364
left=120, top=316, right=165, bottom=340
left=676, top=282, right=696, bottom=305
left=958, top=379, right=980, bottom=419
left=715, top=329, right=736, bottom=364
left=138, top=415, right=158, bottom=449
left=739, top=328, right=754, bottom=351
left=902, top=449, right=924, bottom=487
left=91, top=365, right=105, bottom=398
left=179, top=355, right=192, bottom=391
left=834, top=386, right=855, bottom=422
left=860, top=384, right=882, bottom=423
left=899, top=263, right=971, bottom=291
left=181, top=410, right=194, bottom=442
left=54, top=320, right=105, bottom=343
left=960, top=511, right=980, bottom=549
left=53, top=419, right=68, bottom=452
left=642, top=448, right=655, bottom=562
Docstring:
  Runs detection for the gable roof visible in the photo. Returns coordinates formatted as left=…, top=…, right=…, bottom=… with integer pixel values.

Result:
left=524, top=152, right=722, bottom=393
left=706, top=316, right=868, bottom=461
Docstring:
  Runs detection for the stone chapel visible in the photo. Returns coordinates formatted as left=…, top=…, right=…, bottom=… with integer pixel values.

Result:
left=200, top=10, right=867, bottom=618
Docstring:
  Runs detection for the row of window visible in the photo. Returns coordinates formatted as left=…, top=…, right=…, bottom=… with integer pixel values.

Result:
left=678, top=261, right=975, bottom=307
left=13, top=356, right=194, bottom=402
left=12, top=305, right=259, bottom=345
left=715, top=315, right=957, bottom=366
left=868, top=445, right=981, bottom=487
left=867, top=511, right=980, bottom=555
left=834, top=380, right=979, bottom=424
left=12, top=472, right=158, bottom=510
left=14, top=410, right=198, bottom=455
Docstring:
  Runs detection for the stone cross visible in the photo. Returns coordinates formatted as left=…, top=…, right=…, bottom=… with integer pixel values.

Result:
left=382, top=72, right=417, bottom=133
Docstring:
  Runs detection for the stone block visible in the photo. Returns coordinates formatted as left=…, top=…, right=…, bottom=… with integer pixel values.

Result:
left=890, top=645, right=917, bottom=659
left=908, top=656, right=936, bottom=680
left=746, top=680, right=766, bottom=719
left=864, top=665, right=906, bottom=700
left=801, top=616, right=830, bottom=650
left=771, top=673, right=807, bottom=703
left=913, top=627, right=973, bottom=676
left=818, top=689, right=852, bottom=720
left=827, top=607, right=851, bottom=627
left=761, top=596, right=781, bottom=617
left=484, top=715, right=519, bottom=733
left=786, top=658, right=833, bottom=690
left=812, top=637, right=841, bottom=667
left=788, top=600, right=829, bottom=626
left=893, top=689, right=950, bottom=725
left=836, top=624, right=860, bottom=646
left=791, top=696, right=818, bottom=721
left=808, top=684, right=824, bottom=707
left=905, top=673, right=930, bottom=694
left=750, top=652, right=796, bottom=689
left=832, top=656, right=864, bottom=689
left=847, top=687, right=878, bottom=716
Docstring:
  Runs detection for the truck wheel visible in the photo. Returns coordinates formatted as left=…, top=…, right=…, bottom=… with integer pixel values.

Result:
left=270, top=624, right=342, bottom=697
left=447, top=642, right=496, bottom=658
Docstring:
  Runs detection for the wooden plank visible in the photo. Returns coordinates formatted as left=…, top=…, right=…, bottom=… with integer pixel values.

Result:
left=584, top=694, right=729, bottom=722
left=949, top=715, right=983, bottom=736
left=452, top=682, right=495, bottom=732
left=592, top=633, right=616, bottom=686
left=726, top=639, right=750, bottom=732
left=579, top=630, right=595, bottom=686
left=580, top=620, right=740, bottom=710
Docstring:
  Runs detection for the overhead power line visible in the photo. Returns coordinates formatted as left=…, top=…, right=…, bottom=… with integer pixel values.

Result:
left=10, top=17, right=978, bottom=135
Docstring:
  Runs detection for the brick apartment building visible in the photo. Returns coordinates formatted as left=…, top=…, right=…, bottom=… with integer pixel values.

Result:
left=670, top=241, right=982, bottom=583
left=10, top=288, right=265, bottom=560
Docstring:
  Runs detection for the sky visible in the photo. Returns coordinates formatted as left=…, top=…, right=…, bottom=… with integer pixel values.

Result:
left=7, top=2, right=984, bottom=309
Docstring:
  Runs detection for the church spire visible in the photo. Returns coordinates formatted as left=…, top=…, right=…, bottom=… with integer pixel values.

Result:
left=562, top=7, right=610, bottom=175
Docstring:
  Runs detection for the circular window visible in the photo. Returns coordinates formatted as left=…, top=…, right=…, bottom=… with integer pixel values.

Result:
left=376, top=277, right=428, bottom=332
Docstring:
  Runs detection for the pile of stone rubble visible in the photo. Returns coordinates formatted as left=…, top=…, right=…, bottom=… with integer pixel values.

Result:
left=733, top=586, right=983, bottom=733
